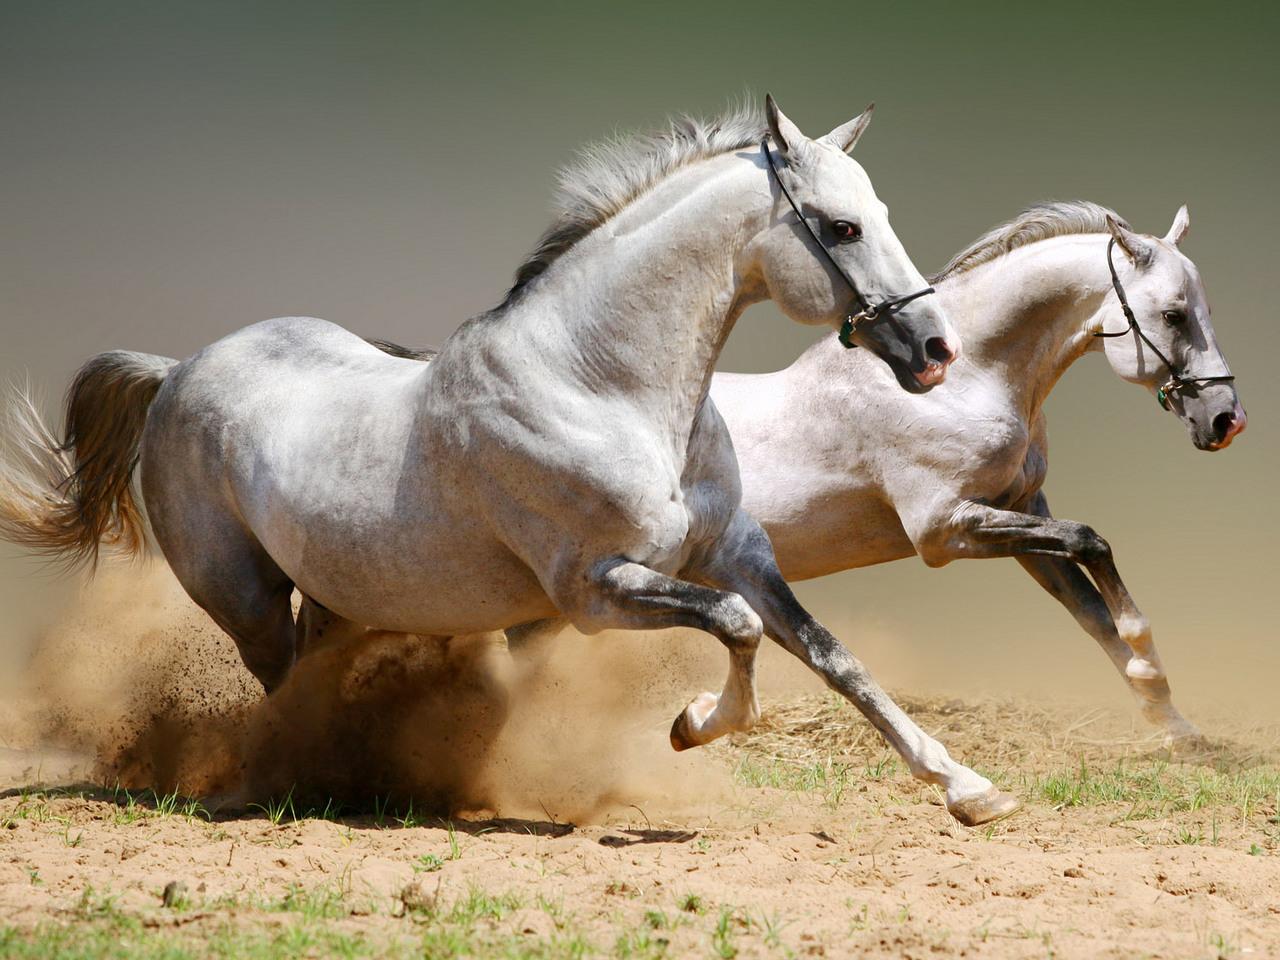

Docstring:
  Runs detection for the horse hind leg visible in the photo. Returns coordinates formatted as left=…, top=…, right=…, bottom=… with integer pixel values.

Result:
left=194, top=568, right=296, bottom=694
left=156, top=512, right=298, bottom=693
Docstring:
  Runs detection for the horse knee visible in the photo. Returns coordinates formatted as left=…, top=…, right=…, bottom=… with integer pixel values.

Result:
left=1068, top=524, right=1112, bottom=563
left=711, top=594, right=763, bottom=650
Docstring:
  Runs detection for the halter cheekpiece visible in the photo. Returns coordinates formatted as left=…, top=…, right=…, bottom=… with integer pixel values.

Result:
left=1095, top=236, right=1234, bottom=410
left=761, top=139, right=936, bottom=349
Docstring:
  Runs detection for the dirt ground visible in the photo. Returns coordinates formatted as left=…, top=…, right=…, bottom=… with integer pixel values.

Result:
left=1, top=572, right=1278, bottom=958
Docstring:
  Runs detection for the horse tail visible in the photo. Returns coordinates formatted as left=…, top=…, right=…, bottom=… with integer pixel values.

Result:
left=0, top=351, right=178, bottom=569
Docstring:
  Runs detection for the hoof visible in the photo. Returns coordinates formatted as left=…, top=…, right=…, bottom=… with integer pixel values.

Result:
left=947, top=787, right=1020, bottom=827
left=669, top=692, right=718, bottom=752
left=1164, top=729, right=1212, bottom=756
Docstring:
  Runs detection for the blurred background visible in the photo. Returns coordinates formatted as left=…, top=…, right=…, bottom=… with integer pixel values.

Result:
left=2, top=0, right=1276, bottom=716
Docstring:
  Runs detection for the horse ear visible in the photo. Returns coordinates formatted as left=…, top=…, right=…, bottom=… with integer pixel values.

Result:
left=1106, top=214, right=1155, bottom=266
left=765, top=94, right=805, bottom=157
left=820, top=103, right=875, bottom=154
left=1164, top=204, right=1191, bottom=246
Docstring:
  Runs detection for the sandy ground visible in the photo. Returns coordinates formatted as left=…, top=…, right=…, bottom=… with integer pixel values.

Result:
left=0, top=570, right=1278, bottom=958
left=2, top=695, right=1279, bottom=958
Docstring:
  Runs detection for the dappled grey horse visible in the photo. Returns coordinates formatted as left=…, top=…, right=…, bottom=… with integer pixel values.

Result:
left=0, top=99, right=1023, bottom=824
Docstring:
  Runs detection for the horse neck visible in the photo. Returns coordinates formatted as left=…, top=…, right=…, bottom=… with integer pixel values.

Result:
left=944, top=234, right=1116, bottom=419
left=509, top=152, right=766, bottom=431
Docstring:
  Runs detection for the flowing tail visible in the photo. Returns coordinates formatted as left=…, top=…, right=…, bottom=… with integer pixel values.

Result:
left=0, top=351, right=178, bottom=568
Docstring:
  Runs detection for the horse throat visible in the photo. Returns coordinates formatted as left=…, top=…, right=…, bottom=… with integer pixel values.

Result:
left=947, top=236, right=1117, bottom=418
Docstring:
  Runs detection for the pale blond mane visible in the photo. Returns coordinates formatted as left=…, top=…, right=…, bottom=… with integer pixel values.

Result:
left=931, top=200, right=1129, bottom=283
left=502, top=101, right=766, bottom=306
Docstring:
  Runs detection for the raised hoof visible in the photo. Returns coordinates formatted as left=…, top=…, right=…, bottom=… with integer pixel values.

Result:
left=669, top=692, right=718, bottom=752
left=947, top=787, right=1021, bottom=827
left=669, top=711, right=696, bottom=752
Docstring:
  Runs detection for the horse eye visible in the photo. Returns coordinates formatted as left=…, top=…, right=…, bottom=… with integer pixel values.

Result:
left=831, top=220, right=862, bottom=243
left=1161, top=309, right=1187, bottom=325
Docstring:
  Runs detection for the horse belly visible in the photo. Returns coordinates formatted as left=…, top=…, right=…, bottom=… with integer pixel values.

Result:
left=765, top=493, right=916, bottom=581
left=295, top=526, right=558, bottom=634
left=242, top=427, right=559, bottom=634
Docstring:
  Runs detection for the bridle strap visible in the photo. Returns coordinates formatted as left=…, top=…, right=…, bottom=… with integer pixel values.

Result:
left=761, top=139, right=935, bottom=349
left=1095, top=236, right=1234, bottom=410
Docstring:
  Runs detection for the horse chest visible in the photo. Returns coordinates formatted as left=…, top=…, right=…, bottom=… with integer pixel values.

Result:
left=938, top=409, right=1035, bottom=503
left=994, top=443, right=1049, bottom=510
left=978, top=429, right=1047, bottom=510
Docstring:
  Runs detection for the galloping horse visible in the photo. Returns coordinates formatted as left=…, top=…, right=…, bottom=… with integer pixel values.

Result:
left=713, top=203, right=1243, bottom=744
left=0, top=99, right=1022, bottom=824
left=439, top=203, right=1243, bottom=755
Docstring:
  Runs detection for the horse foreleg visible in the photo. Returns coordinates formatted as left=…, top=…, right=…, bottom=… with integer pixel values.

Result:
left=1016, top=552, right=1200, bottom=744
left=698, top=512, right=1019, bottom=827
left=947, top=493, right=1198, bottom=744
left=1008, top=496, right=1198, bottom=742
left=577, top=560, right=762, bottom=749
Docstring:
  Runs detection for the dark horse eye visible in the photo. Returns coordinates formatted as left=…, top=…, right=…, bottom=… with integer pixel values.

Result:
left=1161, top=309, right=1187, bottom=325
left=831, top=220, right=862, bottom=243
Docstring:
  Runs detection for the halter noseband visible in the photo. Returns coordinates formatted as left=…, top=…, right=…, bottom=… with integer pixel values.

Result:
left=1095, top=236, right=1234, bottom=410
left=761, top=139, right=936, bottom=349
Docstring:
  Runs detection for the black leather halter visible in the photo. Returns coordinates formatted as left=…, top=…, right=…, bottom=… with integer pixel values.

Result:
left=1095, top=236, right=1235, bottom=410
left=761, top=139, right=936, bottom=349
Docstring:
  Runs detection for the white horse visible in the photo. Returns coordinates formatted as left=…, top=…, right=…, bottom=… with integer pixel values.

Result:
left=712, top=202, right=1244, bottom=745
left=0, top=100, right=1024, bottom=825
left=437, top=203, right=1242, bottom=776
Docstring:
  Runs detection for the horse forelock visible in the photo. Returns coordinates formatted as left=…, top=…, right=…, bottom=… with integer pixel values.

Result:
left=931, top=200, right=1130, bottom=283
left=499, top=99, right=767, bottom=309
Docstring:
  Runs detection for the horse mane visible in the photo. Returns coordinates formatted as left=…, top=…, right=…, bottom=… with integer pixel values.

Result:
left=364, top=338, right=437, bottom=362
left=500, top=100, right=766, bottom=308
left=930, top=200, right=1130, bottom=283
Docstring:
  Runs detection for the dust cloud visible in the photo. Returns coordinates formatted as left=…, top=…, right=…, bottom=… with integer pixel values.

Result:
left=2, top=564, right=815, bottom=821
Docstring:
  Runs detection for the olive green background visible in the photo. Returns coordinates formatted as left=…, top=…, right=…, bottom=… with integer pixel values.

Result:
left=2, top=1, right=1276, bottom=714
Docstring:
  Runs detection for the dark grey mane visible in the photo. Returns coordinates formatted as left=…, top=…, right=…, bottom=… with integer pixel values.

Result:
left=500, top=101, right=767, bottom=307
left=931, top=200, right=1129, bottom=283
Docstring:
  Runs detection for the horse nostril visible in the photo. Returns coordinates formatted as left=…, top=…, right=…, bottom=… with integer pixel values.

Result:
left=1212, top=411, right=1236, bottom=441
left=925, top=337, right=955, bottom=366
